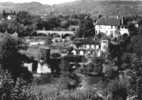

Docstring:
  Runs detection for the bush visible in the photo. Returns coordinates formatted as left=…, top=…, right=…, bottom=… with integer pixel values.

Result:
left=0, top=68, right=14, bottom=100
left=29, top=85, right=104, bottom=100
left=33, top=74, right=53, bottom=85
left=57, top=72, right=81, bottom=90
left=0, top=67, right=32, bottom=100
left=107, top=79, right=128, bottom=100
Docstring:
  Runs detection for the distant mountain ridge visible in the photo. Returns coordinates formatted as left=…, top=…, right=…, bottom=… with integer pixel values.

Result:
left=0, top=2, right=52, bottom=15
left=53, top=0, right=142, bottom=16
left=0, top=0, right=142, bottom=16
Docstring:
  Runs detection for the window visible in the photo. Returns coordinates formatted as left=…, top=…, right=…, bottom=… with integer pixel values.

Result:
left=80, top=51, right=84, bottom=55
left=91, top=45, right=95, bottom=49
left=86, top=45, right=90, bottom=49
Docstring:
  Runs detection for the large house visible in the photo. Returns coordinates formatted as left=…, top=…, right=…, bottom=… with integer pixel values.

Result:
left=95, top=16, right=129, bottom=37
left=72, top=38, right=108, bottom=57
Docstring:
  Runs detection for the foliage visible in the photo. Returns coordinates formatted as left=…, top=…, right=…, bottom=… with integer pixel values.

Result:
left=0, top=11, right=40, bottom=37
left=107, top=78, right=128, bottom=100
left=47, top=17, right=61, bottom=29
left=16, top=11, right=33, bottom=25
left=77, top=15, right=95, bottom=38
left=28, top=83, right=104, bottom=100
left=33, top=74, right=53, bottom=85
left=128, top=23, right=138, bottom=36
left=0, top=33, right=32, bottom=81
left=129, top=35, right=142, bottom=57
left=56, top=72, right=81, bottom=90
left=0, top=67, right=32, bottom=100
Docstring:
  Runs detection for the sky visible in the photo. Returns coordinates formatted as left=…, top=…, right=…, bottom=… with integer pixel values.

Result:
left=0, top=0, right=77, bottom=5
left=0, top=0, right=141, bottom=5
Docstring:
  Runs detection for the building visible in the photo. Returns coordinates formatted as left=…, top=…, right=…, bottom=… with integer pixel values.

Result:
left=100, top=40, right=109, bottom=53
left=76, top=43, right=98, bottom=57
left=73, top=38, right=101, bottom=57
left=95, top=16, right=129, bottom=37
left=22, top=46, right=51, bottom=74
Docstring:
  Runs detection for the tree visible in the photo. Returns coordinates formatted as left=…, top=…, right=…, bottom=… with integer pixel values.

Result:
left=0, top=66, right=33, bottom=100
left=7, top=20, right=18, bottom=34
left=16, top=11, right=38, bottom=37
left=108, top=79, right=128, bottom=100
left=16, top=11, right=32, bottom=25
left=37, top=20, right=45, bottom=30
left=2, top=10, right=7, bottom=19
left=109, top=42, right=122, bottom=65
left=47, top=17, right=61, bottom=30
left=129, top=35, right=142, bottom=57
left=16, top=24, right=30, bottom=37
left=77, top=15, right=95, bottom=38
left=0, top=20, right=8, bottom=33
left=128, top=23, right=138, bottom=36
left=60, top=20, right=70, bottom=29
left=0, top=33, right=32, bottom=81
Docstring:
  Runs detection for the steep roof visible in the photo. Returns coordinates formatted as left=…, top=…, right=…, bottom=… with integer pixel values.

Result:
left=96, top=16, right=122, bottom=26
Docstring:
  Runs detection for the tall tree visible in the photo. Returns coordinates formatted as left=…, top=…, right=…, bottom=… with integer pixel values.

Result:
left=16, top=11, right=32, bottom=25
left=77, top=15, right=95, bottom=38
left=47, top=17, right=61, bottom=30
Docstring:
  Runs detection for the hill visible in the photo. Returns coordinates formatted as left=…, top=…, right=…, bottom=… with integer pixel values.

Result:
left=53, top=0, right=142, bottom=16
left=0, top=0, right=142, bottom=16
left=0, top=2, right=52, bottom=15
